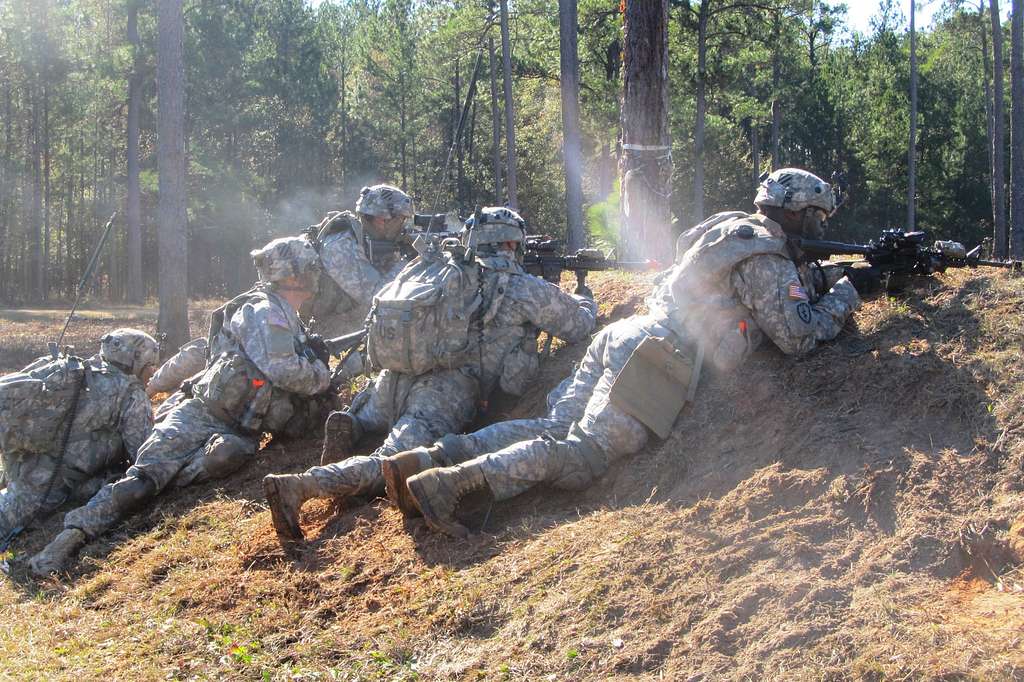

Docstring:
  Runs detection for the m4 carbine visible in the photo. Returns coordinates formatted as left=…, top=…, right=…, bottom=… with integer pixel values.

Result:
left=522, top=235, right=655, bottom=295
left=796, top=230, right=1022, bottom=290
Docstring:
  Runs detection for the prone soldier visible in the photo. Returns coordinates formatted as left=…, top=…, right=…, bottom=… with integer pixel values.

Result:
left=29, top=236, right=332, bottom=575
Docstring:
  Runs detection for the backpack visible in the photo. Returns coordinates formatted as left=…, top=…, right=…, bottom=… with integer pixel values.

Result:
left=0, top=355, right=90, bottom=455
left=366, top=245, right=483, bottom=375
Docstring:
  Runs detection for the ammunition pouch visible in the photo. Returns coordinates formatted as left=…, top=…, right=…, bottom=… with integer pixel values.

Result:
left=608, top=334, right=697, bottom=439
left=191, top=352, right=274, bottom=434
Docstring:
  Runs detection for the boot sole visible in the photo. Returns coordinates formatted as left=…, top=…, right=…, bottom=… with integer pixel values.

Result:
left=406, top=476, right=469, bottom=539
left=320, top=413, right=355, bottom=466
left=382, top=458, right=422, bottom=519
left=263, top=478, right=305, bottom=546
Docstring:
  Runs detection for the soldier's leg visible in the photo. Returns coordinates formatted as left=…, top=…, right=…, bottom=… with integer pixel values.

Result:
left=173, top=433, right=257, bottom=488
left=377, top=370, right=479, bottom=458
left=0, top=475, right=62, bottom=538
left=321, top=371, right=407, bottom=465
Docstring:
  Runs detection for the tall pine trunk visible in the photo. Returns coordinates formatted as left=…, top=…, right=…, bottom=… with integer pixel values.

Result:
left=126, top=0, right=144, bottom=303
left=907, top=0, right=918, bottom=231
left=499, top=0, right=518, bottom=209
left=489, top=35, right=503, bottom=203
left=620, top=0, right=672, bottom=263
left=559, top=0, right=586, bottom=251
left=770, top=15, right=782, bottom=171
left=1011, top=0, right=1024, bottom=256
left=693, top=1, right=708, bottom=223
left=993, top=0, right=1009, bottom=258
left=156, top=0, right=190, bottom=353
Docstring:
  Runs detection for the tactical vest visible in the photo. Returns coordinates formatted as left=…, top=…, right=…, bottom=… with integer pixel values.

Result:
left=662, top=212, right=790, bottom=372
left=197, top=288, right=298, bottom=433
left=366, top=244, right=484, bottom=376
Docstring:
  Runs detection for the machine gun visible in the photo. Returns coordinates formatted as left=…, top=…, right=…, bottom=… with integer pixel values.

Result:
left=522, top=235, right=655, bottom=295
left=796, top=229, right=1022, bottom=290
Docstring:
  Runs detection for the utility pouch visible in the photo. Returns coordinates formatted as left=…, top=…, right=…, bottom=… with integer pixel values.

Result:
left=608, top=335, right=694, bottom=439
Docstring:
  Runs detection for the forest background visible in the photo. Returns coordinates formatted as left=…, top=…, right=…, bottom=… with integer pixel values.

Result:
left=0, top=0, right=1007, bottom=304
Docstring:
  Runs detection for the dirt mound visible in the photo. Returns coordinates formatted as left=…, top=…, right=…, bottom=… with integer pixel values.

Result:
left=3, top=270, right=1024, bottom=679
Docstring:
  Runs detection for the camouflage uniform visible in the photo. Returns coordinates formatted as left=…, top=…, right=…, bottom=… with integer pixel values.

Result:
left=301, top=254, right=597, bottom=499
left=413, top=208, right=860, bottom=507
left=0, top=355, right=153, bottom=537
left=147, top=337, right=208, bottom=397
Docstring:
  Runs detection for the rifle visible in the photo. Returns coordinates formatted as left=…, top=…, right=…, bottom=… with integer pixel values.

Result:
left=303, top=328, right=369, bottom=366
left=522, top=236, right=655, bottom=295
left=796, top=230, right=1022, bottom=290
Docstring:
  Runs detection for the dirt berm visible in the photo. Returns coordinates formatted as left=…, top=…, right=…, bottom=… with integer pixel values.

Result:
left=1, top=270, right=1023, bottom=680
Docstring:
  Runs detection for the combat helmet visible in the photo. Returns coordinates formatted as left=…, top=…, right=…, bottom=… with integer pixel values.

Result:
left=100, top=328, right=160, bottom=379
left=462, top=206, right=527, bottom=252
left=250, top=235, right=321, bottom=284
left=355, top=184, right=415, bottom=220
left=754, top=168, right=835, bottom=215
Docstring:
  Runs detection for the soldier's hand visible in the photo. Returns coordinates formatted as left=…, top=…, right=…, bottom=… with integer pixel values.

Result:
left=306, top=334, right=332, bottom=367
left=574, top=283, right=595, bottom=299
left=843, top=262, right=882, bottom=295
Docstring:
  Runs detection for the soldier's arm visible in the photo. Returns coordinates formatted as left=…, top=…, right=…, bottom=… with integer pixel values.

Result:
left=118, top=385, right=155, bottom=462
left=146, top=338, right=207, bottom=397
left=237, top=302, right=330, bottom=395
left=319, top=231, right=385, bottom=308
left=731, top=253, right=860, bottom=356
left=512, top=275, right=598, bottom=344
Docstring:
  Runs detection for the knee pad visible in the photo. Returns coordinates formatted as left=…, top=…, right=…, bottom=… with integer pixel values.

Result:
left=110, top=475, right=157, bottom=513
left=550, top=425, right=609, bottom=492
left=434, top=434, right=472, bottom=467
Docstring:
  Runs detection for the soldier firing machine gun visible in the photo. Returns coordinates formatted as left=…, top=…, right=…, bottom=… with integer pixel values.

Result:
left=522, top=236, right=655, bottom=295
left=796, top=229, right=1022, bottom=291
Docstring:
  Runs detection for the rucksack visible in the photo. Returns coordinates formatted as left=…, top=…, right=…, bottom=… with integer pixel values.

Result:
left=366, top=245, right=483, bottom=375
left=0, top=355, right=90, bottom=455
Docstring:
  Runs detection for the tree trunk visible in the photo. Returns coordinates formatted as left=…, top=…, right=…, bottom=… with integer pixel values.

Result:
left=127, top=0, right=144, bottom=302
left=619, top=0, right=672, bottom=263
left=454, top=57, right=464, bottom=209
left=559, top=0, right=586, bottom=251
left=907, top=0, right=918, bottom=231
left=1011, top=0, right=1024, bottom=256
left=751, top=120, right=761, bottom=185
left=693, top=1, right=709, bottom=223
left=489, top=35, right=503, bottom=203
left=770, top=15, right=782, bottom=170
left=43, top=83, right=50, bottom=301
left=983, top=1, right=996, bottom=256
left=156, top=0, right=190, bottom=353
left=30, top=83, right=43, bottom=302
left=499, top=0, right=519, bottom=209
left=993, top=0, right=1009, bottom=258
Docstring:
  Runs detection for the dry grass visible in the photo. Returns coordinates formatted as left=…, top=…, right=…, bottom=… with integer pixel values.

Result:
left=2, top=271, right=1024, bottom=680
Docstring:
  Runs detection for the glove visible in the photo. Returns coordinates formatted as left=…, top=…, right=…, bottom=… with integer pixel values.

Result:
left=574, top=283, right=594, bottom=299
left=843, top=262, right=882, bottom=295
left=306, top=334, right=331, bottom=368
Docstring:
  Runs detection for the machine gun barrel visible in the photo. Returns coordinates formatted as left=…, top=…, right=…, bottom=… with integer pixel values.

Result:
left=794, top=238, right=873, bottom=257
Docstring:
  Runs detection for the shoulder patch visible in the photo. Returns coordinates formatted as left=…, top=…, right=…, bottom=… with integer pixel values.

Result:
left=787, top=282, right=809, bottom=301
left=735, top=225, right=755, bottom=239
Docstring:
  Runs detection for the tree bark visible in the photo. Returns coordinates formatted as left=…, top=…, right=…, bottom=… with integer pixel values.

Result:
left=693, top=0, right=709, bottom=223
left=559, top=0, right=586, bottom=251
left=907, top=0, right=918, bottom=231
left=983, top=1, right=996, bottom=255
left=619, top=0, right=672, bottom=263
left=499, top=0, right=518, bottom=209
left=157, top=0, right=190, bottom=353
left=993, top=0, right=1009, bottom=258
left=1011, top=0, right=1024, bottom=256
left=489, top=35, right=503, bottom=203
left=30, top=83, right=43, bottom=302
left=126, top=0, right=144, bottom=302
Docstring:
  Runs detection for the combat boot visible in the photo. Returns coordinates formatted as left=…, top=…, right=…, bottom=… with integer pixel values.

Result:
left=29, top=528, right=87, bottom=577
left=263, top=473, right=322, bottom=547
left=381, top=447, right=439, bottom=518
left=406, top=463, right=488, bottom=538
left=320, top=410, right=361, bottom=466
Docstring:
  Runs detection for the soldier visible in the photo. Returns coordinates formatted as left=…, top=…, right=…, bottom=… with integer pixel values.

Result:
left=382, top=168, right=865, bottom=537
left=29, top=236, right=332, bottom=576
left=307, top=184, right=415, bottom=339
left=0, top=329, right=158, bottom=543
left=262, top=206, right=598, bottom=547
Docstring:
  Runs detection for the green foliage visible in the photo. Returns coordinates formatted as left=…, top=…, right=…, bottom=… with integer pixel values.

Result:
left=0, top=0, right=1006, bottom=302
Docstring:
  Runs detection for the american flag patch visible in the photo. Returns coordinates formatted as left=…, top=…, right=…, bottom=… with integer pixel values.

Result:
left=788, top=283, right=809, bottom=301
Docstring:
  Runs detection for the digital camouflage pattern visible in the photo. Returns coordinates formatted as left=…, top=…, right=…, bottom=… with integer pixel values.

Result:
left=426, top=210, right=859, bottom=502
left=294, top=257, right=597, bottom=501
left=147, top=337, right=208, bottom=397
left=355, top=184, right=414, bottom=219
left=0, top=355, right=153, bottom=536
left=58, top=286, right=330, bottom=540
left=98, top=328, right=160, bottom=378
left=753, top=167, right=835, bottom=214
left=251, top=235, right=321, bottom=284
